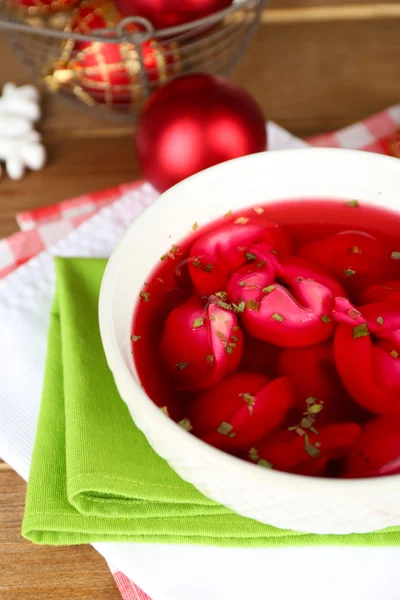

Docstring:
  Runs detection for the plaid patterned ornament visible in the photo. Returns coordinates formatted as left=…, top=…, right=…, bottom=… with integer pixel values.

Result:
left=44, top=0, right=181, bottom=108
left=8, top=0, right=78, bottom=15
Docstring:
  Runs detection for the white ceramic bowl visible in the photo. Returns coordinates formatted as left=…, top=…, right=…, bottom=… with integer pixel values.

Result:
left=99, top=148, right=400, bottom=535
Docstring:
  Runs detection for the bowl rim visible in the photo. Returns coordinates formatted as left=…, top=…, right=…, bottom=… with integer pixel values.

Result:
left=99, top=147, right=400, bottom=492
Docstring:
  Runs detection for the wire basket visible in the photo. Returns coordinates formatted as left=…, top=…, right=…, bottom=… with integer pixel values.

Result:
left=0, top=0, right=267, bottom=121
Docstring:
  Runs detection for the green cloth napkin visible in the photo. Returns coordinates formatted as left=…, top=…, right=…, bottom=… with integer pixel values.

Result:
left=22, top=257, right=400, bottom=546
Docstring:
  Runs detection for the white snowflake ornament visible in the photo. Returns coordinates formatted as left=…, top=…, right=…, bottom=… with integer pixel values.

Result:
left=0, top=83, right=46, bottom=181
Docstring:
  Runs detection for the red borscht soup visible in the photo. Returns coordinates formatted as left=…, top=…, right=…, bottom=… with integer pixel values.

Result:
left=132, top=199, right=400, bottom=478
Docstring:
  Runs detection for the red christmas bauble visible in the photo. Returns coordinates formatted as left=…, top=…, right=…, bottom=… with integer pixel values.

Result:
left=135, top=73, right=267, bottom=192
left=46, top=0, right=181, bottom=108
left=69, top=39, right=179, bottom=107
left=10, top=0, right=78, bottom=14
left=64, top=0, right=121, bottom=54
left=115, top=0, right=232, bottom=30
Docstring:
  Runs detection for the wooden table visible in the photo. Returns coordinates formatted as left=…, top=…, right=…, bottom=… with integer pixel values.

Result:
left=1, top=2, right=400, bottom=597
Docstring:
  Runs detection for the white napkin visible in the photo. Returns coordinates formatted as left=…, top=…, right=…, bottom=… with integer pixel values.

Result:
left=1, top=123, right=399, bottom=600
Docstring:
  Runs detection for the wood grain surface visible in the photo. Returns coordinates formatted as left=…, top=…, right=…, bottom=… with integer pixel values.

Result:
left=1, top=3, right=400, bottom=597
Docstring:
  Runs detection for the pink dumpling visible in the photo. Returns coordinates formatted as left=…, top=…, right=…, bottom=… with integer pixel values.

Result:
left=159, top=297, right=244, bottom=391
left=228, top=255, right=345, bottom=347
left=188, top=217, right=292, bottom=296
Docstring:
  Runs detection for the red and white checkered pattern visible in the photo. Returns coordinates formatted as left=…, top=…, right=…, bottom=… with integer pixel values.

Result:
left=17, top=181, right=145, bottom=231
left=307, top=104, right=400, bottom=153
left=0, top=181, right=145, bottom=278
left=112, top=570, right=152, bottom=600
left=2, top=107, right=400, bottom=600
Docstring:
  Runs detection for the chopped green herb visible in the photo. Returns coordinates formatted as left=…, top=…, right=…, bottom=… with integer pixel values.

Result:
left=348, top=308, right=361, bottom=319
left=192, top=317, right=204, bottom=329
left=347, top=200, right=359, bottom=208
left=308, top=403, right=324, bottom=415
left=215, top=291, right=228, bottom=301
left=178, top=418, right=193, bottom=432
left=233, top=325, right=239, bottom=332
left=192, top=222, right=199, bottom=231
left=224, top=210, right=232, bottom=218
left=203, top=263, right=213, bottom=273
left=217, top=422, right=234, bottom=436
left=377, top=316, right=384, bottom=326
left=391, top=251, right=400, bottom=260
left=270, top=249, right=278, bottom=255
left=258, top=459, right=273, bottom=469
left=233, top=302, right=246, bottom=313
left=192, top=257, right=201, bottom=268
left=160, top=254, right=168, bottom=261
left=160, top=406, right=169, bottom=416
left=304, top=433, right=321, bottom=458
left=217, top=300, right=232, bottom=310
left=344, top=268, right=356, bottom=277
left=234, top=217, right=249, bottom=225
left=272, top=313, right=284, bottom=322
left=321, top=315, right=331, bottom=324
left=248, top=447, right=259, bottom=461
left=390, top=350, right=399, bottom=359
left=300, top=417, right=313, bottom=429
left=176, top=361, right=189, bottom=370
left=131, top=335, right=141, bottom=342
left=216, top=331, right=227, bottom=342
left=246, top=299, right=260, bottom=311
left=231, top=335, right=238, bottom=342
left=206, top=354, right=214, bottom=365
left=240, top=392, right=256, bottom=414
left=262, top=285, right=275, bottom=294
left=352, top=323, right=370, bottom=339
left=306, top=396, right=318, bottom=404
left=140, top=291, right=151, bottom=302
left=245, top=252, right=257, bottom=261
left=257, top=260, right=266, bottom=268
left=238, top=281, right=246, bottom=287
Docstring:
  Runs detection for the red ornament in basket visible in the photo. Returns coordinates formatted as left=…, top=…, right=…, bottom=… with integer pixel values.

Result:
left=115, top=0, right=232, bottom=30
left=9, top=0, right=79, bottom=15
left=45, top=0, right=181, bottom=108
